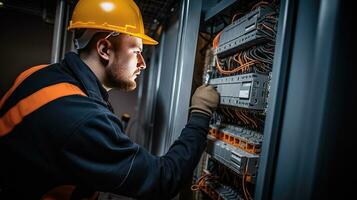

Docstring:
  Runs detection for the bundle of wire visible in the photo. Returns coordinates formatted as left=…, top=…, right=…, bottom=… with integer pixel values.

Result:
left=213, top=107, right=266, bottom=131
left=212, top=3, right=278, bottom=77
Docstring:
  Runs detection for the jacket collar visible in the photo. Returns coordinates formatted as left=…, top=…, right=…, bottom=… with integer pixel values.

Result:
left=61, top=52, right=109, bottom=103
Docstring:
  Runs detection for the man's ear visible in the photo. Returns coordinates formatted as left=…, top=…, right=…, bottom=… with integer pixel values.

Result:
left=96, top=39, right=112, bottom=61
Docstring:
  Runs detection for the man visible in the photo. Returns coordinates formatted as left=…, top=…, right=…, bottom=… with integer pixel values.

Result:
left=0, top=0, right=219, bottom=199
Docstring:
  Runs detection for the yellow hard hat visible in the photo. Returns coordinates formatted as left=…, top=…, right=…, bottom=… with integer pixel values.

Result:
left=68, top=0, right=158, bottom=45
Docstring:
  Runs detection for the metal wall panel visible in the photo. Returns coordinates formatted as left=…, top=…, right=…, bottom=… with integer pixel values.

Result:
left=272, top=0, right=344, bottom=198
left=254, top=0, right=352, bottom=199
left=164, top=0, right=202, bottom=149
left=135, top=0, right=202, bottom=155
left=132, top=34, right=166, bottom=150
left=150, top=15, right=180, bottom=155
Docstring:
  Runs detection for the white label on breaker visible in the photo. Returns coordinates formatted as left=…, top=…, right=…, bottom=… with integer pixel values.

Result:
left=239, top=82, right=251, bottom=98
left=239, top=90, right=249, bottom=98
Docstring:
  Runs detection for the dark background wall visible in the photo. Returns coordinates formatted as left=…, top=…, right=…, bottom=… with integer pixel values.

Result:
left=109, top=89, right=138, bottom=122
left=0, top=9, right=53, bottom=96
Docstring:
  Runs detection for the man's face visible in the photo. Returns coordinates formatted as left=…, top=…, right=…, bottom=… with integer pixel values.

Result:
left=105, top=34, right=146, bottom=91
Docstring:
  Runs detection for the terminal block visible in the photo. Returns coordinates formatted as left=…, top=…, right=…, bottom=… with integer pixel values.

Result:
left=208, top=124, right=263, bottom=154
left=216, top=6, right=274, bottom=57
left=201, top=179, right=244, bottom=200
left=210, top=73, right=269, bottom=110
left=206, top=136, right=259, bottom=178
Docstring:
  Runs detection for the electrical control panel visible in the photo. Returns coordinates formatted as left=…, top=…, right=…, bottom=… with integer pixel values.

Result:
left=191, top=1, right=280, bottom=199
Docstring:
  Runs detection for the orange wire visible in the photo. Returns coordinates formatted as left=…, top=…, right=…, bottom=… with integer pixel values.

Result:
left=241, top=111, right=258, bottom=128
left=239, top=111, right=250, bottom=125
left=216, top=55, right=258, bottom=75
left=213, top=31, right=222, bottom=49
left=242, top=159, right=253, bottom=200
left=191, top=172, right=218, bottom=191
left=231, top=12, right=243, bottom=23
left=235, top=110, right=248, bottom=124
left=225, top=107, right=236, bottom=120
left=242, top=163, right=249, bottom=200
left=262, top=23, right=276, bottom=33
left=191, top=173, right=209, bottom=191
left=251, top=1, right=269, bottom=11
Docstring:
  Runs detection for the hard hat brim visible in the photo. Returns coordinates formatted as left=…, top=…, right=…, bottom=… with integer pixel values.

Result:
left=139, top=33, right=159, bottom=45
left=68, top=25, right=158, bottom=45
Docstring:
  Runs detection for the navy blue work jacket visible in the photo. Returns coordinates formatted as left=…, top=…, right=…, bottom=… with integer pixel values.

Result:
left=0, top=52, right=210, bottom=199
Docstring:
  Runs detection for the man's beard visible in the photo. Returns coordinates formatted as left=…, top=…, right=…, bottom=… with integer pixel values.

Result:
left=105, top=66, right=137, bottom=91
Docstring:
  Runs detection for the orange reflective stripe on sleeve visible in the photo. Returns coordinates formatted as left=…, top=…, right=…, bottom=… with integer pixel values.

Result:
left=0, top=64, right=48, bottom=109
left=0, top=83, right=86, bottom=137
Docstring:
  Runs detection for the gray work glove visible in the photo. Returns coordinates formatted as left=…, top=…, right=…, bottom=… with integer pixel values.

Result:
left=189, top=85, right=219, bottom=117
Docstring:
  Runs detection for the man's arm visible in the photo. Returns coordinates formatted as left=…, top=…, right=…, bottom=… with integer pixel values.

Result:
left=61, top=85, right=218, bottom=199
left=61, top=112, right=209, bottom=199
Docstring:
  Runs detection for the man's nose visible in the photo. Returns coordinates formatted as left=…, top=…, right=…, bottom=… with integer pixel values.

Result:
left=137, top=53, right=146, bottom=70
